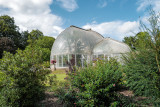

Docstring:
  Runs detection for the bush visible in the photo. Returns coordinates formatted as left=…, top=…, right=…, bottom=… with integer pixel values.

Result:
left=122, top=9, right=160, bottom=106
left=57, top=59, right=125, bottom=106
left=123, top=50, right=160, bottom=105
left=0, top=47, right=50, bottom=106
left=42, top=61, right=50, bottom=68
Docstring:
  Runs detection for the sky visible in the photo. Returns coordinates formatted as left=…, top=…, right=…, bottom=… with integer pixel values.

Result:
left=0, top=0, right=160, bottom=41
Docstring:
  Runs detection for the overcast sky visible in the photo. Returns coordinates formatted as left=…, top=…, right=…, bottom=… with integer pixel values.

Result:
left=0, top=0, right=159, bottom=41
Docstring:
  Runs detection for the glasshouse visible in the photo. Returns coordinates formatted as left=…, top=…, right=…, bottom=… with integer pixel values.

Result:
left=50, top=25, right=130, bottom=69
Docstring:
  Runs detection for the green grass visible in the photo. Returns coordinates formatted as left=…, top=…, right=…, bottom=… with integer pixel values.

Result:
left=46, top=69, right=69, bottom=92
left=55, top=73, right=66, bottom=81
left=50, top=69, right=67, bottom=81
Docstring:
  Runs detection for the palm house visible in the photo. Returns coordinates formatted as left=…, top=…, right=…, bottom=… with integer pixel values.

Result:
left=50, top=25, right=130, bottom=69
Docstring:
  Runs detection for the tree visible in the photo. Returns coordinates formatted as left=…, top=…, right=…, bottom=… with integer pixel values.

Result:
left=123, top=9, right=160, bottom=105
left=34, top=36, right=55, bottom=49
left=123, top=32, right=151, bottom=50
left=28, top=29, right=44, bottom=44
left=33, top=36, right=55, bottom=66
left=0, top=37, right=15, bottom=58
left=0, top=15, right=30, bottom=58
left=140, top=9, right=160, bottom=72
left=123, top=36, right=136, bottom=50
left=135, top=32, right=151, bottom=49
left=19, top=31, right=30, bottom=50
left=0, top=15, right=21, bottom=49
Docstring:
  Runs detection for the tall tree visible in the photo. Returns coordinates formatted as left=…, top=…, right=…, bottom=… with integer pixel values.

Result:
left=0, top=15, right=22, bottom=58
left=0, top=15, right=21, bottom=48
left=123, top=9, right=160, bottom=105
left=19, top=31, right=30, bottom=49
left=34, top=36, right=55, bottom=49
left=140, top=9, right=160, bottom=72
left=134, top=32, right=151, bottom=49
left=28, top=29, right=44, bottom=44
left=123, top=32, right=151, bottom=50
left=123, top=36, right=136, bottom=50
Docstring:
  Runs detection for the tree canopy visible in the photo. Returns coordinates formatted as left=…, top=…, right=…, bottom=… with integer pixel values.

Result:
left=123, top=32, right=151, bottom=50
left=0, top=15, right=55, bottom=59
left=34, top=36, right=55, bottom=49
left=0, top=15, right=21, bottom=48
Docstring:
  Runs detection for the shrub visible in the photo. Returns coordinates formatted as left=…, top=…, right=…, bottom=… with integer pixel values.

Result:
left=55, top=87, right=78, bottom=107
left=0, top=47, right=50, bottom=106
left=58, top=59, right=124, bottom=106
left=122, top=9, right=160, bottom=106
left=123, top=50, right=160, bottom=105
left=42, top=61, right=50, bottom=68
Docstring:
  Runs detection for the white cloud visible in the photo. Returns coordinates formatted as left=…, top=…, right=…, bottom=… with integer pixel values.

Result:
left=137, top=0, right=160, bottom=12
left=83, top=0, right=160, bottom=41
left=136, top=0, right=160, bottom=31
left=137, top=0, right=150, bottom=12
left=82, top=21, right=139, bottom=41
left=56, top=0, right=78, bottom=12
left=0, top=0, right=64, bottom=37
left=98, top=0, right=107, bottom=8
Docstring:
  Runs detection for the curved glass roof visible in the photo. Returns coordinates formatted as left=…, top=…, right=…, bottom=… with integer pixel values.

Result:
left=93, top=38, right=131, bottom=55
left=51, top=26, right=104, bottom=55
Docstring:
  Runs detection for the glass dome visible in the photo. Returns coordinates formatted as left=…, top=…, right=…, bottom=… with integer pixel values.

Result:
left=50, top=26, right=104, bottom=68
left=93, top=38, right=131, bottom=61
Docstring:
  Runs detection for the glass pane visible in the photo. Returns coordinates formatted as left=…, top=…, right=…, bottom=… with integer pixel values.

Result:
left=56, top=55, right=59, bottom=67
left=54, top=55, right=56, bottom=60
left=93, top=38, right=131, bottom=55
left=63, top=55, right=68, bottom=67
left=59, top=55, right=62, bottom=67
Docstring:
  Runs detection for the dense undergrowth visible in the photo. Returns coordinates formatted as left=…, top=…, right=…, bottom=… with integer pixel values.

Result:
left=0, top=47, right=50, bottom=106
left=54, top=59, right=136, bottom=106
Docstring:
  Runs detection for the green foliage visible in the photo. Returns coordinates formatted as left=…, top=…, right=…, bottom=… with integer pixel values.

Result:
left=34, top=36, right=55, bottom=49
left=19, top=31, right=30, bottom=49
left=28, top=29, right=44, bottom=44
left=123, top=9, right=160, bottom=106
left=57, top=59, right=124, bottom=106
left=55, top=87, right=78, bottom=107
left=39, top=47, right=51, bottom=62
left=123, top=32, right=151, bottom=50
left=0, top=47, right=50, bottom=106
left=123, top=50, right=160, bottom=105
left=0, top=15, right=21, bottom=58
left=0, top=71, right=7, bottom=91
left=34, top=36, right=55, bottom=63
left=140, top=9, right=160, bottom=72
left=0, top=15, right=31, bottom=58
left=0, top=15, right=20, bottom=40
left=42, top=61, right=50, bottom=68
left=0, top=37, right=15, bottom=58
left=123, top=36, right=136, bottom=50
left=134, top=32, right=151, bottom=49
left=27, top=36, right=55, bottom=64
left=46, top=74, right=57, bottom=86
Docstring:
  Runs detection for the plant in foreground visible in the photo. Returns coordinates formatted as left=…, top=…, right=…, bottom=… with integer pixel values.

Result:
left=57, top=59, right=134, bottom=106
left=0, top=47, right=50, bottom=106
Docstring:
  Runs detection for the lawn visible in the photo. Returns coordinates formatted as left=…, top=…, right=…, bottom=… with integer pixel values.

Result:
left=46, top=69, right=69, bottom=92
left=50, top=69, right=67, bottom=81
